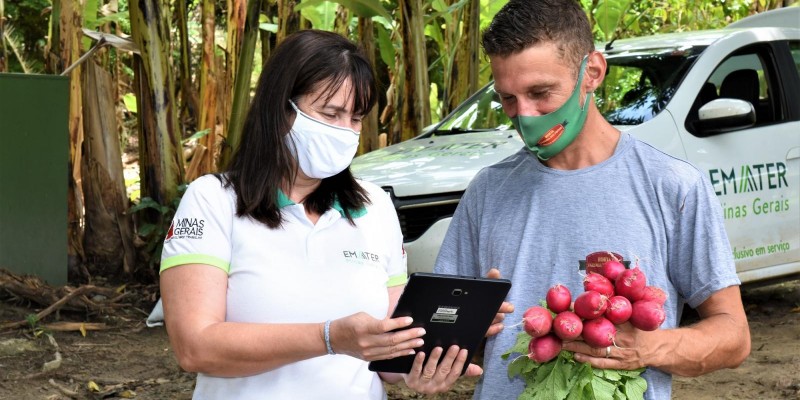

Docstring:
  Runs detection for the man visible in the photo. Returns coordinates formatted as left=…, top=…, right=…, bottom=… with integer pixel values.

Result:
left=433, top=0, right=750, bottom=398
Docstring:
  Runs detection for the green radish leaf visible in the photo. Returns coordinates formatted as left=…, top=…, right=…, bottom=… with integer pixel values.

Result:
left=617, top=367, right=647, bottom=377
left=589, top=374, right=618, bottom=400
left=600, top=368, right=622, bottom=382
left=527, top=359, right=560, bottom=400
left=623, top=376, right=647, bottom=399
left=508, top=353, right=536, bottom=379
left=504, top=302, right=647, bottom=399
left=502, top=331, right=533, bottom=359
left=565, top=362, right=593, bottom=400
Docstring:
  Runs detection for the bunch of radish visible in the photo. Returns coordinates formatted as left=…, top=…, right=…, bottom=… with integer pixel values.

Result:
left=524, top=259, right=667, bottom=363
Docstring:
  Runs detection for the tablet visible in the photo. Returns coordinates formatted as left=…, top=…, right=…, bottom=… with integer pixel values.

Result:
left=368, top=272, right=512, bottom=375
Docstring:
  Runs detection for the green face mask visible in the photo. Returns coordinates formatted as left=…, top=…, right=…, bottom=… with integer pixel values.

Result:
left=511, top=57, right=592, bottom=160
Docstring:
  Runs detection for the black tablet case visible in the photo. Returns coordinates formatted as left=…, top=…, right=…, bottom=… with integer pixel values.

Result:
left=368, top=272, right=512, bottom=375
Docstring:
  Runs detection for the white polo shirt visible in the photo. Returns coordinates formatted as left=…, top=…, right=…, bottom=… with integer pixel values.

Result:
left=161, top=174, right=407, bottom=400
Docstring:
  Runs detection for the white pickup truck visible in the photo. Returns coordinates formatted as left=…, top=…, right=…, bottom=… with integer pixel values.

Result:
left=352, top=7, right=800, bottom=285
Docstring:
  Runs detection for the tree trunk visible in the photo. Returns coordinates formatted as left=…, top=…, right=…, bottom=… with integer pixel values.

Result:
left=176, top=0, right=199, bottom=137
left=357, top=17, right=380, bottom=155
left=276, top=0, right=301, bottom=44
left=0, top=0, right=7, bottom=72
left=189, top=0, right=218, bottom=180
left=447, top=0, right=479, bottom=114
left=221, top=0, right=246, bottom=149
left=398, top=0, right=430, bottom=142
left=260, top=0, right=276, bottom=67
left=81, top=60, right=137, bottom=277
left=47, top=0, right=88, bottom=281
left=129, top=0, right=184, bottom=217
left=219, top=0, right=265, bottom=169
left=334, top=4, right=349, bottom=36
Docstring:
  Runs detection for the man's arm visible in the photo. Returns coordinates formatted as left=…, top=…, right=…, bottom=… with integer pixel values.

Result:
left=643, top=285, right=750, bottom=376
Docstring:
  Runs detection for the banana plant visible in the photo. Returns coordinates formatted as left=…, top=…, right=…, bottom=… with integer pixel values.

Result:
left=424, top=0, right=480, bottom=121
left=45, top=0, right=87, bottom=274
left=1, top=0, right=6, bottom=72
left=397, top=0, right=430, bottom=142
left=218, top=0, right=264, bottom=169
left=129, top=0, right=184, bottom=212
left=191, top=0, right=217, bottom=180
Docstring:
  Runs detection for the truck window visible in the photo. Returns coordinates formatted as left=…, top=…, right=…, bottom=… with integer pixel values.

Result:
left=706, top=45, right=781, bottom=126
left=432, top=84, right=512, bottom=134
left=599, top=48, right=700, bottom=126
left=790, top=41, right=800, bottom=78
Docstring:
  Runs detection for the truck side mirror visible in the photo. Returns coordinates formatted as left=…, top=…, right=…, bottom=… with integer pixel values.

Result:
left=694, top=98, right=756, bottom=136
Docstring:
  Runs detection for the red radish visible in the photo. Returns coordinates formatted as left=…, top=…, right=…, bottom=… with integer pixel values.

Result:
left=630, top=300, right=666, bottom=331
left=639, top=286, right=667, bottom=306
left=527, top=333, right=562, bottom=363
left=583, top=273, right=615, bottom=297
left=546, top=284, right=572, bottom=313
left=523, top=306, right=553, bottom=338
left=615, top=267, right=647, bottom=301
left=553, top=311, right=583, bottom=341
left=605, top=296, right=633, bottom=325
left=573, top=290, right=608, bottom=320
left=582, top=317, right=617, bottom=348
left=601, top=260, right=627, bottom=282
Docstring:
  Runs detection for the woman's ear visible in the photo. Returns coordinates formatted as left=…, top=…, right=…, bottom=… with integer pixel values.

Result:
left=583, top=51, right=607, bottom=92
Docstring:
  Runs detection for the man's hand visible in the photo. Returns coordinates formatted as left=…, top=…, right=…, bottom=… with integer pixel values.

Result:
left=486, top=268, right=514, bottom=337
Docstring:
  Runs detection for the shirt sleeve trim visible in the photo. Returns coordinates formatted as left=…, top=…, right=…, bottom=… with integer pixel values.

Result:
left=160, top=254, right=231, bottom=275
left=386, top=274, right=407, bottom=287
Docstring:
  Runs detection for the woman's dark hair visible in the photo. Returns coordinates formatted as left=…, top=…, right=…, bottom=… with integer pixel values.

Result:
left=482, top=0, right=594, bottom=73
left=224, top=30, right=377, bottom=228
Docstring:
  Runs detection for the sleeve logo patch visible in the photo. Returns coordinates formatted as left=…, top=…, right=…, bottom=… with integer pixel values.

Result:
left=164, top=218, right=205, bottom=241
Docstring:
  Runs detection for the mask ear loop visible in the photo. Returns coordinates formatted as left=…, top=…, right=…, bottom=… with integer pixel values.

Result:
left=287, top=100, right=360, bottom=136
left=576, top=54, right=593, bottom=111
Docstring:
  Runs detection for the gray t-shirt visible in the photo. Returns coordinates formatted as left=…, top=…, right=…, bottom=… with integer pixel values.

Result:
left=433, top=133, right=739, bottom=400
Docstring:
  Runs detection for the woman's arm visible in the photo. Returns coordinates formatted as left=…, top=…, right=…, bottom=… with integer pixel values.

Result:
left=161, top=264, right=424, bottom=377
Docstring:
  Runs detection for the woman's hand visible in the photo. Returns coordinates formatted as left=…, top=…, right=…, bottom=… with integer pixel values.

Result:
left=403, top=345, right=483, bottom=394
left=329, top=312, right=426, bottom=361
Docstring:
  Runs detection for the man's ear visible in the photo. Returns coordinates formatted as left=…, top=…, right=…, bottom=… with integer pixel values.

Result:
left=584, top=51, right=607, bottom=92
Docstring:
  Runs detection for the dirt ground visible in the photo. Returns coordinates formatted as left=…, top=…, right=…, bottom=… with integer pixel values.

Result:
left=1, top=279, right=798, bottom=400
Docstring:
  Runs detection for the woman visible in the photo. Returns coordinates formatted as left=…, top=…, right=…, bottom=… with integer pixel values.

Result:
left=159, top=30, right=481, bottom=399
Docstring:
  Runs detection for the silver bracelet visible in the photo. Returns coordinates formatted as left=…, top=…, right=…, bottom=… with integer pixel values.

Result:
left=324, top=320, right=335, bottom=355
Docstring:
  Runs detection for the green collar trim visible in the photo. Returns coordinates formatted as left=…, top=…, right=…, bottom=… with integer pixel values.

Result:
left=277, top=190, right=367, bottom=219
left=276, top=190, right=295, bottom=208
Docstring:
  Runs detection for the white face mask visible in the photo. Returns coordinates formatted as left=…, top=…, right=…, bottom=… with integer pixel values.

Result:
left=288, top=100, right=360, bottom=179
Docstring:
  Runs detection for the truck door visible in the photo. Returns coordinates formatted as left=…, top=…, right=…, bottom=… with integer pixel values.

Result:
left=681, top=41, right=800, bottom=283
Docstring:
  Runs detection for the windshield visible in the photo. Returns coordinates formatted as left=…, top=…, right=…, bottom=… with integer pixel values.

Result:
left=426, top=45, right=704, bottom=136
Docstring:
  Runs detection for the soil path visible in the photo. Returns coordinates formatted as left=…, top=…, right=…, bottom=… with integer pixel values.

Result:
left=1, top=280, right=798, bottom=399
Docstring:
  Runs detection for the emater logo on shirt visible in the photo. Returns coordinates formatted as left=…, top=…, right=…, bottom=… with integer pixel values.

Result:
left=342, top=250, right=381, bottom=265
left=164, top=218, right=205, bottom=241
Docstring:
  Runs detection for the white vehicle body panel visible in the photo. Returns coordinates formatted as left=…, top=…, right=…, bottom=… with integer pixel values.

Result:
left=353, top=131, right=523, bottom=197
